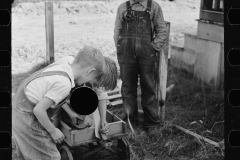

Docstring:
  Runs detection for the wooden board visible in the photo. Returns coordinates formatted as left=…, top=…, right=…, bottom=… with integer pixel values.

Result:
left=200, top=10, right=223, bottom=23
left=194, top=38, right=222, bottom=86
left=45, top=2, right=55, bottom=64
left=60, top=110, right=127, bottom=147
left=197, top=20, right=224, bottom=43
left=184, top=33, right=197, bottom=52
left=157, top=21, right=170, bottom=121
left=219, top=43, right=224, bottom=89
left=199, top=0, right=224, bottom=23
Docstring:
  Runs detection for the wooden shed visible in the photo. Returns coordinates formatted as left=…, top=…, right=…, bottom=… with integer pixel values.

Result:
left=170, top=0, right=224, bottom=88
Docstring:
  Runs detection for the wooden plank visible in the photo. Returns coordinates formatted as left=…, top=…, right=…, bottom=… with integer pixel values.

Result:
left=174, top=125, right=222, bottom=148
left=200, top=10, right=223, bottom=23
left=109, top=84, right=174, bottom=107
left=197, top=20, right=224, bottom=43
left=194, top=38, right=221, bottom=86
left=107, top=87, right=121, bottom=93
left=184, top=33, right=197, bottom=52
left=110, top=100, right=122, bottom=106
left=107, top=94, right=122, bottom=100
left=157, top=21, right=170, bottom=121
left=106, top=122, right=124, bottom=136
left=219, top=43, right=224, bottom=90
left=60, top=120, right=74, bottom=146
left=45, top=2, right=54, bottom=64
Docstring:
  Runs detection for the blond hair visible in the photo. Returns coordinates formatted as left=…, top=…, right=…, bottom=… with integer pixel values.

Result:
left=73, top=46, right=104, bottom=77
left=73, top=46, right=117, bottom=91
left=97, top=56, right=118, bottom=91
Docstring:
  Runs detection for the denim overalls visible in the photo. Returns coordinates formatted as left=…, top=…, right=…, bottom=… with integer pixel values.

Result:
left=117, top=0, right=160, bottom=128
left=12, top=65, right=71, bottom=160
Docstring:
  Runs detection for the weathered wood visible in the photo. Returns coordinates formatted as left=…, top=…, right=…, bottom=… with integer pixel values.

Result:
left=199, top=0, right=224, bottom=23
left=174, top=124, right=222, bottom=148
left=219, top=43, right=224, bottom=89
left=45, top=2, right=54, bottom=64
left=107, top=84, right=174, bottom=106
left=197, top=20, right=224, bottom=43
left=194, top=38, right=222, bottom=86
left=157, top=22, right=170, bottom=121
left=107, top=94, right=122, bottom=100
left=60, top=110, right=127, bottom=147
left=200, top=10, right=223, bottom=23
left=110, top=100, right=122, bottom=106
left=60, top=120, right=75, bottom=146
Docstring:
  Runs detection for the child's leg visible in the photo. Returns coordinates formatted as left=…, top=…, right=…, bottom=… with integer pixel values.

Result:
left=14, top=137, right=25, bottom=160
left=13, top=106, right=61, bottom=160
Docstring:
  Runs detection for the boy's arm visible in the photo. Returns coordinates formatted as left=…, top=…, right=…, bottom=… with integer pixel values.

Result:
left=62, top=103, right=84, bottom=124
left=98, top=99, right=110, bottom=134
left=94, top=87, right=109, bottom=133
left=33, top=97, right=64, bottom=143
left=62, top=102, right=74, bottom=117
left=151, top=3, right=167, bottom=51
left=98, top=99, right=107, bottom=122
left=33, top=97, right=56, bottom=133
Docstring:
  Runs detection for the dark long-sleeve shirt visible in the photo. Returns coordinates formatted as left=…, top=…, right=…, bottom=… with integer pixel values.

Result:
left=114, top=0, right=167, bottom=51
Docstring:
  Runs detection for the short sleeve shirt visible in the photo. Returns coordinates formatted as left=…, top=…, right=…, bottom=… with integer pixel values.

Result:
left=25, top=56, right=108, bottom=108
left=25, top=57, right=75, bottom=108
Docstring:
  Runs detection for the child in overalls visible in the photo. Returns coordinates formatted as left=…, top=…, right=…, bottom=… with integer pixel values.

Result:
left=114, top=0, right=167, bottom=137
left=12, top=46, right=118, bottom=160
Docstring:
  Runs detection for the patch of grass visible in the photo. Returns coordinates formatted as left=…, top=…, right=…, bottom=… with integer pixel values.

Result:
left=109, top=65, right=224, bottom=160
left=166, top=66, right=224, bottom=140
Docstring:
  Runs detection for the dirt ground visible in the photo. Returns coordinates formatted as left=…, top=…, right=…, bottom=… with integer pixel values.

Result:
left=12, top=0, right=220, bottom=159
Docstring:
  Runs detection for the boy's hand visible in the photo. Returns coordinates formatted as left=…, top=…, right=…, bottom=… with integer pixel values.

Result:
left=100, top=119, right=110, bottom=134
left=50, top=128, right=65, bottom=144
left=70, top=113, right=84, bottom=125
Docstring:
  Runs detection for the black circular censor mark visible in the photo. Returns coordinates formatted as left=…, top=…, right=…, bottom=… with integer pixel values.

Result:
left=69, top=86, right=98, bottom=115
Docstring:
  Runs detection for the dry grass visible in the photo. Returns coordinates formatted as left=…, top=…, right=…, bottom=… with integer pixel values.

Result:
left=109, top=65, right=224, bottom=160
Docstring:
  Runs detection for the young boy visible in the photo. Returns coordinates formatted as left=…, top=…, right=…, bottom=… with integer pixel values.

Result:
left=12, top=46, right=117, bottom=160
left=114, top=0, right=167, bottom=137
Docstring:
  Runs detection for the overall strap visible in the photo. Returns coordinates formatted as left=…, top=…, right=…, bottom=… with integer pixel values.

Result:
left=126, top=0, right=131, bottom=11
left=23, top=70, right=72, bottom=111
left=146, top=0, right=152, bottom=13
left=25, top=71, right=71, bottom=87
left=25, top=61, right=72, bottom=85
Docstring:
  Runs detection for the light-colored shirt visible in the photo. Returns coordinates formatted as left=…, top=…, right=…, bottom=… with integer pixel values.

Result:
left=25, top=57, right=75, bottom=108
left=114, top=0, right=167, bottom=51
left=25, top=56, right=108, bottom=108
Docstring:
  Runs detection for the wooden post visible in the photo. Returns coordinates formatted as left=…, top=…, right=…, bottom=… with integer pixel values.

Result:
left=174, top=125, right=222, bottom=148
left=157, top=22, right=170, bottom=121
left=45, top=2, right=54, bottom=64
